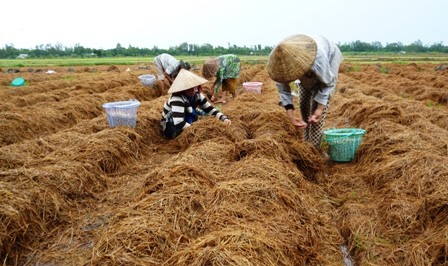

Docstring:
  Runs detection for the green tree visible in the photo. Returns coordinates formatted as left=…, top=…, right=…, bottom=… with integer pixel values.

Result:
left=113, top=43, right=125, bottom=56
left=406, top=40, right=425, bottom=53
left=384, top=42, right=404, bottom=52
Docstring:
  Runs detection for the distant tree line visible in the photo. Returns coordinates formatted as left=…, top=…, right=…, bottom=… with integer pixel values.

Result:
left=0, top=42, right=272, bottom=59
left=337, top=40, right=447, bottom=53
left=0, top=40, right=447, bottom=59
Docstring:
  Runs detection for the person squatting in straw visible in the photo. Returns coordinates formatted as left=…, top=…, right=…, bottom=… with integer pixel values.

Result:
left=153, top=53, right=191, bottom=84
left=160, top=69, right=231, bottom=139
left=202, top=54, right=241, bottom=104
left=267, top=34, right=344, bottom=149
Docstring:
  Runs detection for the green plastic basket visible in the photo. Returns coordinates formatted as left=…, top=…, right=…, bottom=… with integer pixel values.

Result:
left=10, top=77, right=25, bottom=87
left=324, top=128, right=366, bottom=162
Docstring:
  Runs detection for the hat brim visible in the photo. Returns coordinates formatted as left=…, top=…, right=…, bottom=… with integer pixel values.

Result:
left=267, top=34, right=317, bottom=83
left=168, top=69, right=208, bottom=94
left=202, top=58, right=219, bottom=78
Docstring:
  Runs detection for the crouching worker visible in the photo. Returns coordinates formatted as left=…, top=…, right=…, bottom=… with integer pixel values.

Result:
left=161, top=69, right=232, bottom=139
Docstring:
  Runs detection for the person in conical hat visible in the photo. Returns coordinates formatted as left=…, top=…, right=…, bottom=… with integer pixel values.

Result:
left=202, top=54, right=240, bottom=104
left=161, top=69, right=231, bottom=139
left=153, top=53, right=191, bottom=83
left=267, top=34, right=344, bottom=149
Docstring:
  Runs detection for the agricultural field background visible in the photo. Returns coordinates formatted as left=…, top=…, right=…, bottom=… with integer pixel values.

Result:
left=0, top=55, right=447, bottom=265
left=1, top=53, right=448, bottom=68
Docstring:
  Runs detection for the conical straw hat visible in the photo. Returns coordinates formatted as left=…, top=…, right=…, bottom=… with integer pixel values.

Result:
left=202, top=58, right=219, bottom=78
left=168, top=69, right=208, bottom=93
left=267, top=34, right=317, bottom=83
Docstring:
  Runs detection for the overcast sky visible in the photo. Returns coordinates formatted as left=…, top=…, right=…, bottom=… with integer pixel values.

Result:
left=1, top=0, right=446, bottom=50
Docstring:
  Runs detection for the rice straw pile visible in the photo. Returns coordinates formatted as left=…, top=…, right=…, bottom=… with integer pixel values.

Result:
left=1, top=63, right=447, bottom=265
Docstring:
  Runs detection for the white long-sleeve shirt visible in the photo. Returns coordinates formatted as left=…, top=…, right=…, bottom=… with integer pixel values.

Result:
left=153, top=53, right=180, bottom=79
left=277, top=35, right=343, bottom=107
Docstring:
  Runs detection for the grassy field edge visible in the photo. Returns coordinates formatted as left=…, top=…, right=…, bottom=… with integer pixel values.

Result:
left=1, top=54, right=448, bottom=68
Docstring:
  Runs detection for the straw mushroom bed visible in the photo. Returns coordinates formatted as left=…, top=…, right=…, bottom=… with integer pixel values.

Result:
left=0, top=63, right=447, bottom=265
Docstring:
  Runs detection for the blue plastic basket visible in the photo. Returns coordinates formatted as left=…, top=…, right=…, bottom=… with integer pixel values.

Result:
left=324, top=128, right=366, bottom=162
left=102, top=100, right=141, bottom=128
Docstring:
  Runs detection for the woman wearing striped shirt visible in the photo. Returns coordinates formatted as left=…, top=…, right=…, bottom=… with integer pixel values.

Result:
left=161, top=69, right=231, bottom=139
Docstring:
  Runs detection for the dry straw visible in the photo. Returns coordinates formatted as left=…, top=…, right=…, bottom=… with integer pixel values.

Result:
left=3, top=62, right=448, bottom=265
left=324, top=64, right=448, bottom=265
left=175, top=118, right=247, bottom=150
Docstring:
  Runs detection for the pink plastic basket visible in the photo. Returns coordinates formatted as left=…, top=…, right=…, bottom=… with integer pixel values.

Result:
left=243, top=82, right=263, bottom=94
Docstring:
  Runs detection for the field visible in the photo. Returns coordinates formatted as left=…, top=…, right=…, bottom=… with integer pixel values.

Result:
left=2, top=53, right=448, bottom=68
left=1, top=59, right=447, bottom=265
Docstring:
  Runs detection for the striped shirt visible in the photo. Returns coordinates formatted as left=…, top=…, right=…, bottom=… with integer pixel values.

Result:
left=162, top=93, right=228, bottom=130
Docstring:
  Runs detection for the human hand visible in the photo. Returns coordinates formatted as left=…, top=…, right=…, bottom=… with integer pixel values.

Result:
left=291, top=117, right=308, bottom=129
left=223, top=119, right=231, bottom=126
left=308, top=109, right=323, bottom=124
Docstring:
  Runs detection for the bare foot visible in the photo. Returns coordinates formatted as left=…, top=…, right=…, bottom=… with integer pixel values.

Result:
left=215, top=98, right=227, bottom=104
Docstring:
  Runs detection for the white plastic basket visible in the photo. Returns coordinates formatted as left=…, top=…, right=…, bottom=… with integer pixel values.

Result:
left=243, top=82, right=263, bottom=94
left=138, top=74, right=156, bottom=87
left=102, top=100, right=141, bottom=128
